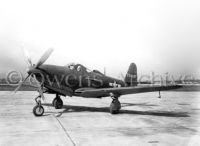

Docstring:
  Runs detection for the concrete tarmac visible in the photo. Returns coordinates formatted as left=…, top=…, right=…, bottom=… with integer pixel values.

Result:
left=0, top=91, right=200, bottom=146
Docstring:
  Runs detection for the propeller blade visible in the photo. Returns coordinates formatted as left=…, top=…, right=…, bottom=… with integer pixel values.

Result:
left=14, top=74, right=30, bottom=93
left=35, top=48, right=53, bottom=68
left=22, top=48, right=33, bottom=68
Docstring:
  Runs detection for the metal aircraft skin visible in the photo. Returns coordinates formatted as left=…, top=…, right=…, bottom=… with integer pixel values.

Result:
left=15, top=48, right=182, bottom=116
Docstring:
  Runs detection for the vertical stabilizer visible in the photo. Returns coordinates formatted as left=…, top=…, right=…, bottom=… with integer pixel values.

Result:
left=125, top=63, right=137, bottom=86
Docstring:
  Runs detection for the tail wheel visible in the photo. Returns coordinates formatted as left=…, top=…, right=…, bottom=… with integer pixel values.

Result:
left=52, top=98, right=63, bottom=109
left=33, top=105, right=44, bottom=116
left=110, top=99, right=121, bottom=114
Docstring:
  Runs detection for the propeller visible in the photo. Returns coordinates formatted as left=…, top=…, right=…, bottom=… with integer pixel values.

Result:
left=14, top=74, right=31, bottom=93
left=35, top=48, right=53, bottom=68
left=14, top=48, right=54, bottom=93
left=23, top=48, right=33, bottom=68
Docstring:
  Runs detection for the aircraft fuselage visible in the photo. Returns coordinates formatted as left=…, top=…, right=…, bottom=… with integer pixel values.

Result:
left=33, top=64, right=125, bottom=96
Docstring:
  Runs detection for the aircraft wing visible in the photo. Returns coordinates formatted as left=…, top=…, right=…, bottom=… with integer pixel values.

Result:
left=75, top=85, right=182, bottom=98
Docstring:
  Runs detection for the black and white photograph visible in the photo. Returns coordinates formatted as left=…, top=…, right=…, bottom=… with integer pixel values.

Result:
left=0, top=0, right=200, bottom=146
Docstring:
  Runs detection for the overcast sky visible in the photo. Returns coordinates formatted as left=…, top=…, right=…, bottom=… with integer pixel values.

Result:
left=0, top=0, right=200, bottom=78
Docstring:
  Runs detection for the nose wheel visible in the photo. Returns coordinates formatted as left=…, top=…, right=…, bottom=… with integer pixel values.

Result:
left=33, top=105, right=44, bottom=116
left=33, top=96, right=44, bottom=116
left=52, top=95, right=63, bottom=109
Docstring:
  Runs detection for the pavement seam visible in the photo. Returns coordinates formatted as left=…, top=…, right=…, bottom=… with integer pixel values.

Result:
left=53, top=115, right=77, bottom=146
left=44, top=100, right=77, bottom=146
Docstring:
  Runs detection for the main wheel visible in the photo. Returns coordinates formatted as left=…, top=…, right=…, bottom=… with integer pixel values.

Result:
left=110, top=100, right=121, bottom=114
left=52, top=98, right=63, bottom=109
left=33, top=105, right=44, bottom=116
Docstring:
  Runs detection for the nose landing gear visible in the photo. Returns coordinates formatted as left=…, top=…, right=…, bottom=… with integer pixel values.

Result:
left=33, top=96, right=44, bottom=116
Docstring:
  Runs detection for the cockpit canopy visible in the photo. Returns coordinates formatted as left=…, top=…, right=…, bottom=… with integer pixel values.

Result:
left=65, top=62, right=104, bottom=76
left=93, top=70, right=104, bottom=76
left=65, top=62, right=91, bottom=72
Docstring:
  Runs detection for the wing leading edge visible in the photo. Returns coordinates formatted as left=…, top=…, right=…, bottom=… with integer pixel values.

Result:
left=75, top=85, right=182, bottom=98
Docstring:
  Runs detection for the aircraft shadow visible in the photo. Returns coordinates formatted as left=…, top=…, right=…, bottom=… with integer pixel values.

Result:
left=121, top=102, right=158, bottom=107
left=43, top=103, right=189, bottom=117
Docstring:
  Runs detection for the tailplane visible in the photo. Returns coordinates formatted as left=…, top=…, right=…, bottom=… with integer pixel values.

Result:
left=125, top=63, right=137, bottom=86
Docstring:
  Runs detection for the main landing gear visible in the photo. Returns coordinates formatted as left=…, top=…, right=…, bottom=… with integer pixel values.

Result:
left=33, top=95, right=44, bottom=117
left=52, top=94, right=63, bottom=109
left=158, top=90, right=161, bottom=98
left=109, top=93, right=121, bottom=114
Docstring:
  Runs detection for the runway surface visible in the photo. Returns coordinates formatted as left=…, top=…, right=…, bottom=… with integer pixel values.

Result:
left=0, top=91, right=200, bottom=146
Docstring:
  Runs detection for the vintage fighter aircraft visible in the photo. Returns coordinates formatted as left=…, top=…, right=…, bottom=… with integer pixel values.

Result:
left=15, top=48, right=181, bottom=116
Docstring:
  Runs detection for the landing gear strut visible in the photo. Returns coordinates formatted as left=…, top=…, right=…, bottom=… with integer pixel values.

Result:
left=109, top=94, right=121, bottom=114
left=158, top=90, right=161, bottom=98
left=52, top=94, right=63, bottom=109
left=33, top=95, right=44, bottom=116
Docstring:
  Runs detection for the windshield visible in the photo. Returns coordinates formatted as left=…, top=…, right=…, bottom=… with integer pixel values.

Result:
left=65, top=62, right=77, bottom=68
left=65, top=62, right=92, bottom=72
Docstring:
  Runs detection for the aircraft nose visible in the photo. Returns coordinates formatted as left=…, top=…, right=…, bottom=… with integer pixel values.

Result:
left=27, top=70, right=32, bottom=75
left=27, top=67, right=38, bottom=75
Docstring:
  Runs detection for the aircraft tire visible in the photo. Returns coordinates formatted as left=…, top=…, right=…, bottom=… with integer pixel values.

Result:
left=33, top=105, right=44, bottom=117
left=110, top=100, right=121, bottom=114
left=52, top=98, right=56, bottom=106
left=53, top=98, right=63, bottom=109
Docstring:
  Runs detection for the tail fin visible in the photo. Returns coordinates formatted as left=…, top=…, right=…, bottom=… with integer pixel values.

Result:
left=125, top=63, right=138, bottom=86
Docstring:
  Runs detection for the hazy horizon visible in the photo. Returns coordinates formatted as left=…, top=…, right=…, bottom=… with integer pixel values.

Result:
left=0, top=0, right=200, bottom=79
